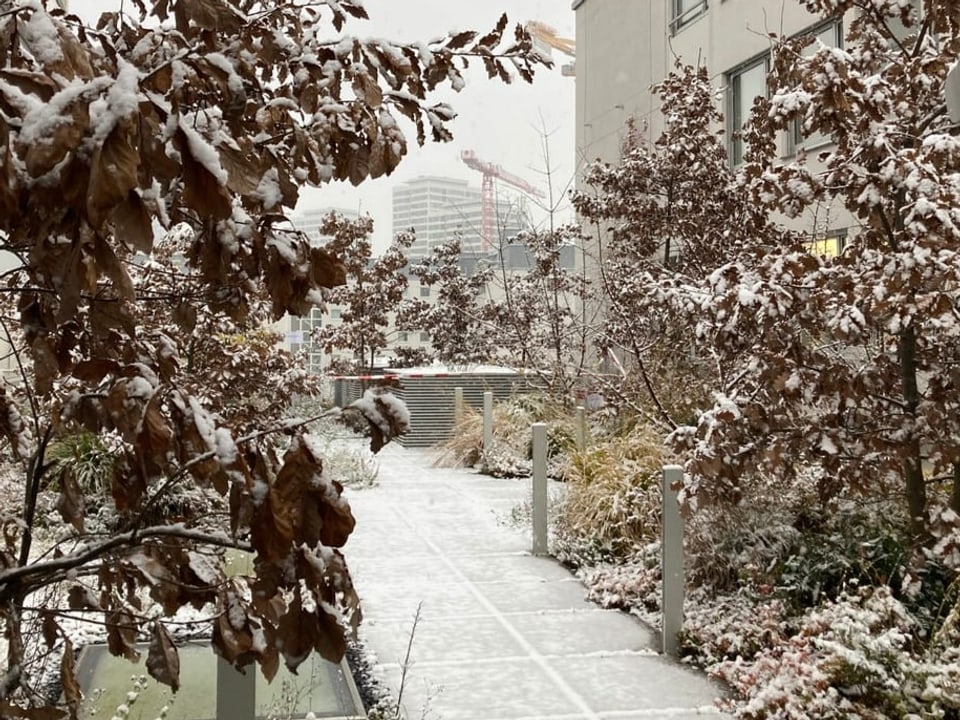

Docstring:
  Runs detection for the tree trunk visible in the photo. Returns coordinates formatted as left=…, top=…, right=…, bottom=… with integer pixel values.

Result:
left=899, top=327, right=927, bottom=539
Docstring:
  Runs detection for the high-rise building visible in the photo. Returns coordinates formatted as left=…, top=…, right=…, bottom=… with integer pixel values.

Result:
left=392, top=176, right=483, bottom=257
left=392, top=175, right=534, bottom=259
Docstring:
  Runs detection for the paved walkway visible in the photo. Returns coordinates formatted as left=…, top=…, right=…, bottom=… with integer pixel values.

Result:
left=344, top=445, right=727, bottom=720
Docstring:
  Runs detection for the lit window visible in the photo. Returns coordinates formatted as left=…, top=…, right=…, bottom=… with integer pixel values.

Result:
left=670, top=0, right=707, bottom=34
left=728, top=56, right=768, bottom=165
left=806, top=232, right=846, bottom=258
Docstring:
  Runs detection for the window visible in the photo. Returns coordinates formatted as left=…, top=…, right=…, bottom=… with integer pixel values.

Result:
left=806, top=230, right=846, bottom=258
left=419, top=332, right=430, bottom=342
left=791, top=21, right=842, bottom=152
left=670, top=0, right=707, bottom=34
left=419, top=285, right=431, bottom=297
left=398, top=331, right=408, bottom=342
left=331, top=307, right=341, bottom=319
left=728, top=55, right=768, bottom=165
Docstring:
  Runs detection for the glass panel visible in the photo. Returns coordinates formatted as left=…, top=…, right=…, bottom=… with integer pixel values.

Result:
left=76, top=642, right=364, bottom=720
left=794, top=22, right=841, bottom=151
left=731, top=59, right=767, bottom=165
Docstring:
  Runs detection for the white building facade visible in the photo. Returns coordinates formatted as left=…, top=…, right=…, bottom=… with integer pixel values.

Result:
left=573, top=0, right=919, bottom=255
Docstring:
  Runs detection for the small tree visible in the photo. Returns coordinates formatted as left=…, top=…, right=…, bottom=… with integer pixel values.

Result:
left=398, top=238, right=496, bottom=368
left=0, top=1, right=548, bottom=716
left=572, top=63, right=785, bottom=427
left=489, top=226, right=593, bottom=399
left=580, top=1, right=960, bottom=540
left=314, top=214, right=413, bottom=372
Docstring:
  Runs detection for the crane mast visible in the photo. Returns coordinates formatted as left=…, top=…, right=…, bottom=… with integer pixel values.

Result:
left=460, top=150, right=545, bottom=252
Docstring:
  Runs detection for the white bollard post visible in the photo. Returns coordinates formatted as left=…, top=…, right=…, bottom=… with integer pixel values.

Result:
left=661, top=465, right=685, bottom=658
left=216, top=657, right=255, bottom=720
left=483, top=391, right=493, bottom=452
left=453, top=386, right=464, bottom=425
left=531, top=423, right=548, bottom=556
left=575, top=405, right=586, bottom=452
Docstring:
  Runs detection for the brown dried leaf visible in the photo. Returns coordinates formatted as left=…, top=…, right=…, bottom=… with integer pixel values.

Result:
left=310, top=247, right=346, bottom=289
left=110, top=464, right=147, bottom=513
left=0, top=701, right=66, bottom=720
left=60, top=638, right=82, bottom=720
left=31, top=335, right=58, bottom=396
left=0, top=69, right=59, bottom=102
left=179, top=130, right=232, bottom=220
left=137, top=394, right=173, bottom=479
left=72, top=358, right=121, bottom=383
left=111, top=191, right=154, bottom=254
left=22, top=98, right=89, bottom=178
left=276, top=596, right=318, bottom=671
left=90, top=298, right=137, bottom=339
left=146, top=622, right=180, bottom=692
left=88, top=123, right=140, bottom=229
left=41, top=612, right=60, bottom=648
left=106, top=609, right=141, bottom=662
left=352, top=72, right=383, bottom=108
left=182, top=0, right=244, bottom=32
left=67, top=585, right=100, bottom=611
left=218, top=141, right=263, bottom=196
left=93, top=236, right=135, bottom=301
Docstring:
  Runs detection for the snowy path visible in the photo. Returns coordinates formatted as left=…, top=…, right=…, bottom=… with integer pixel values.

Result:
left=344, top=445, right=727, bottom=720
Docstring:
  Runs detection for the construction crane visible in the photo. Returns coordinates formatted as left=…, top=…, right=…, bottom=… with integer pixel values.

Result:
left=525, top=20, right=575, bottom=76
left=460, top=150, right=545, bottom=251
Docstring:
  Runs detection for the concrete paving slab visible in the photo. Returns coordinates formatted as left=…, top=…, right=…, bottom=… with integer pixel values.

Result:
left=395, top=658, right=587, bottom=720
left=475, top=578, right=595, bottom=613
left=341, top=445, right=728, bottom=720
left=509, top=610, right=657, bottom=656
left=551, top=655, right=723, bottom=714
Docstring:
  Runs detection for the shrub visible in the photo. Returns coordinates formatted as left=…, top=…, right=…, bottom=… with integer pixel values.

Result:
left=554, top=423, right=664, bottom=561
left=714, top=586, right=951, bottom=720
left=433, top=393, right=573, bottom=479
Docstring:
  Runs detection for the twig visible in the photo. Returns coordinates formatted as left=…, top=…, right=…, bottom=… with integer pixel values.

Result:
left=394, top=600, right=423, bottom=720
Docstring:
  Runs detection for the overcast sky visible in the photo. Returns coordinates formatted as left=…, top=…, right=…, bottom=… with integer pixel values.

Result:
left=75, top=1, right=577, bottom=251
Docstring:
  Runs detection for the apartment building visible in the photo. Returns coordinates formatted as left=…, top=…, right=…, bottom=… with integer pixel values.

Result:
left=572, top=0, right=922, bottom=254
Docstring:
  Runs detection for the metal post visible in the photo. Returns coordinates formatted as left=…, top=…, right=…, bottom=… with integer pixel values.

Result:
left=216, top=657, right=255, bottom=720
left=483, top=391, right=493, bottom=452
left=453, top=386, right=464, bottom=425
left=531, top=423, right=548, bottom=556
left=575, top=405, right=586, bottom=451
left=661, top=465, right=685, bottom=657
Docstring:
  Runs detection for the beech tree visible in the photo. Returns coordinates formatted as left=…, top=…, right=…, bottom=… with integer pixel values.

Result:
left=314, top=214, right=412, bottom=372
left=572, top=64, right=789, bottom=427
left=0, top=1, right=548, bottom=717
left=398, top=237, right=496, bottom=368
left=580, top=0, right=960, bottom=540
left=490, top=227, right=593, bottom=399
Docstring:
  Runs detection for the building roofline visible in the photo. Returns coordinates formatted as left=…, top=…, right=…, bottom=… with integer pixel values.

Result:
left=572, top=0, right=586, bottom=9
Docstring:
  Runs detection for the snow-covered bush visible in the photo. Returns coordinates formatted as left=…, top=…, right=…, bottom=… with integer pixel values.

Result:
left=713, top=586, right=956, bottom=720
